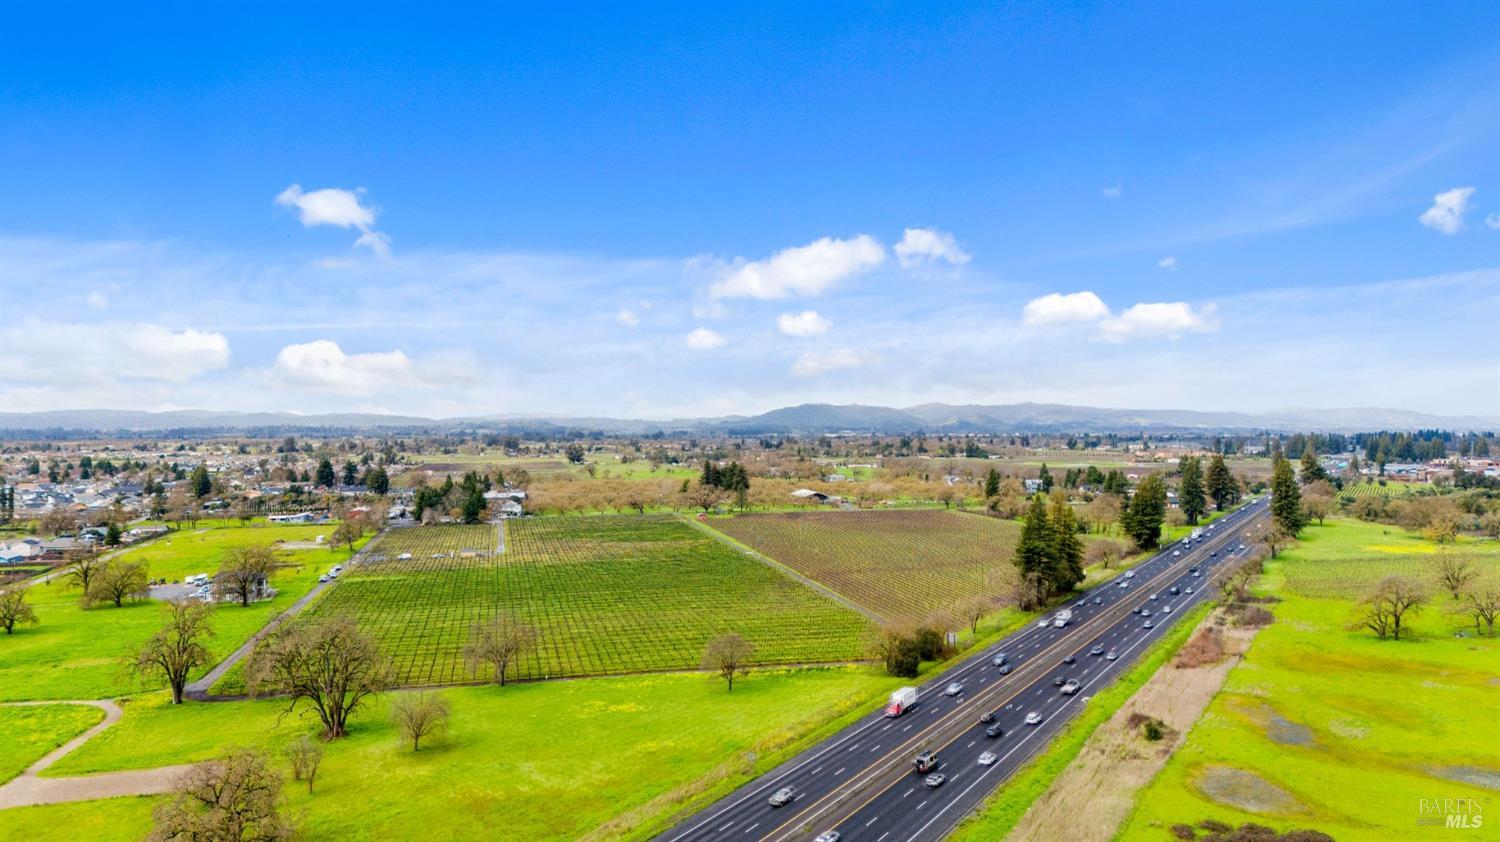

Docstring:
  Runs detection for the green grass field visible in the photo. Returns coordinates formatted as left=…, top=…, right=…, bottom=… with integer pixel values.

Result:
left=1117, top=518, right=1500, bottom=841
left=709, top=509, right=1021, bottom=623
left=0, top=703, right=105, bottom=783
left=307, top=517, right=871, bottom=685
left=21, top=667, right=900, bottom=841
left=0, top=524, right=366, bottom=701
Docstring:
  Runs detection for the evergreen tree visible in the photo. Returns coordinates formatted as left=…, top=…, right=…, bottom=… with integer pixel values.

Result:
left=1298, top=445, right=1328, bottom=483
left=1013, top=495, right=1053, bottom=588
left=1122, top=473, right=1167, bottom=549
left=315, top=458, right=336, bottom=489
left=1038, top=463, right=1053, bottom=492
left=1270, top=454, right=1305, bottom=536
left=1178, top=456, right=1206, bottom=525
left=341, top=461, right=358, bottom=486
left=364, top=466, right=390, bottom=495
left=1205, top=453, right=1237, bottom=511
left=983, top=468, right=1001, bottom=499
left=1048, top=494, right=1085, bottom=592
left=190, top=464, right=212, bottom=499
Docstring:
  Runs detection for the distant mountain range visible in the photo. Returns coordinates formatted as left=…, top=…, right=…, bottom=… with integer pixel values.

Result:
left=1, top=403, right=1495, bottom=437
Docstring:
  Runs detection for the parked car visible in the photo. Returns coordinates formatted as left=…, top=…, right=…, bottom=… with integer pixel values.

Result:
left=318, top=575, right=329, bottom=583
left=769, top=787, right=795, bottom=807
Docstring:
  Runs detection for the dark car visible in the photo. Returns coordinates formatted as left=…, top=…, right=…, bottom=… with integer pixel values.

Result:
left=1169, top=585, right=1181, bottom=595
left=997, top=663, right=1013, bottom=675
left=985, top=723, right=1005, bottom=738
left=1090, top=645, right=1105, bottom=656
left=979, top=711, right=996, bottom=724
left=1052, top=676, right=1066, bottom=687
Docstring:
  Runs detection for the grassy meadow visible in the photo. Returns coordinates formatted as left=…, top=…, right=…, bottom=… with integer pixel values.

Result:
left=0, top=703, right=105, bottom=783
left=14, top=666, right=900, bottom=841
left=0, top=524, right=367, bottom=701
left=1117, top=518, right=1500, bottom=841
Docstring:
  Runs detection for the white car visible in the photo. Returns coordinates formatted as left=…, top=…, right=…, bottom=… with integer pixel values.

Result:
left=945, top=682, right=963, bottom=697
left=1163, top=605, right=1172, bottom=614
left=1124, top=570, right=1136, bottom=579
left=398, top=552, right=413, bottom=560
left=1060, top=680, right=1081, bottom=695
left=1024, top=711, right=1043, bottom=725
left=1106, top=650, right=1119, bottom=660
left=815, top=833, right=841, bottom=842
left=1038, top=619, right=1051, bottom=628
left=1173, top=550, right=1180, bottom=556
left=977, top=751, right=997, bottom=766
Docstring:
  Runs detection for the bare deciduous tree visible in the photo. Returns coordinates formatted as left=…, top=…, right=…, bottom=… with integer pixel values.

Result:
left=39, top=507, right=76, bottom=538
left=1352, top=575, right=1428, bottom=640
left=215, top=546, right=278, bottom=607
left=955, top=595, right=992, bottom=635
left=283, top=735, right=323, bottom=793
left=87, top=559, right=150, bottom=608
left=149, top=749, right=292, bottom=842
left=685, top=483, right=726, bottom=513
left=0, top=585, right=39, bottom=634
left=131, top=599, right=215, bottom=704
left=246, top=614, right=391, bottom=739
left=462, top=616, right=537, bottom=686
left=1432, top=555, right=1479, bottom=600
left=702, top=632, right=756, bottom=692
left=390, top=691, right=450, bottom=751
left=63, top=551, right=105, bottom=595
left=331, top=521, right=363, bottom=552
left=1456, top=580, right=1500, bottom=637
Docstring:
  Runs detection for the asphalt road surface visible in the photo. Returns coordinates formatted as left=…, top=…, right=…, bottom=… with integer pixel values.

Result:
left=661, top=496, right=1272, bottom=842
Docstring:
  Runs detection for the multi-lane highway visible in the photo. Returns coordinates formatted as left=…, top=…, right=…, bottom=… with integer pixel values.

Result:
left=663, top=496, right=1271, bottom=842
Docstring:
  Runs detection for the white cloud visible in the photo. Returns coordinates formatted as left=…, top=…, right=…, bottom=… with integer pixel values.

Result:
left=353, top=230, right=392, bottom=259
left=85, top=290, right=109, bottom=309
left=1485, top=213, right=1500, bottom=231
left=1158, top=255, right=1178, bottom=270
left=270, top=340, right=427, bottom=395
left=791, top=348, right=866, bottom=377
left=777, top=310, right=832, bottom=337
left=616, top=308, right=641, bottom=327
left=276, top=184, right=391, bottom=258
left=1418, top=186, right=1475, bottom=234
left=685, top=327, right=727, bottom=350
left=1022, top=291, right=1110, bottom=326
left=1098, top=302, right=1218, bottom=342
left=0, top=320, right=230, bottom=385
left=1101, top=184, right=1122, bottom=199
left=709, top=235, right=885, bottom=299
left=894, top=228, right=970, bottom=270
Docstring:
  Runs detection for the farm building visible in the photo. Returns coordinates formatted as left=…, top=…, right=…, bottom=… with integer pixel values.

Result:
left=268, top=511, right=321, bottom=524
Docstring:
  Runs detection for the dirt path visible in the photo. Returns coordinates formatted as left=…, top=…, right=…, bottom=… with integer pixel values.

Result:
left=0, top=699, right=195, bottom=809
left=1004, top=607, right=1264, bottom=842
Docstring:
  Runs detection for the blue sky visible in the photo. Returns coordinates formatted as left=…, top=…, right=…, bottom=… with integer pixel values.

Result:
left=2, top=3, right=1497, bottom=419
